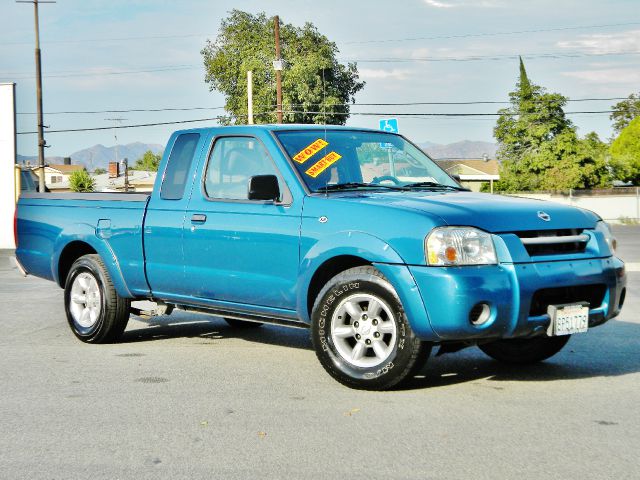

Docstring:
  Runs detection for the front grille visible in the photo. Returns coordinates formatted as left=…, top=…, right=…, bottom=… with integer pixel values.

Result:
left=529, top=284, right=606, bottom=316
left=516, top=229, right=588, bottom=256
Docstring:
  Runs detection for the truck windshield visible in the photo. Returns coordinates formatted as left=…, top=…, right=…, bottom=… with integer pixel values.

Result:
left=274, top=129, right=460, bottom=192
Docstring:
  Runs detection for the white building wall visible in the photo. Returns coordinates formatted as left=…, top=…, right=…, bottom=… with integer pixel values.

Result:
left=510, top=191, right=640, bottom=224
left=0, top=83, right=16, bottom=249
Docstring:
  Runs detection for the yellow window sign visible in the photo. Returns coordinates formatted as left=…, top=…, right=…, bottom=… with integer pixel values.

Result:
left=293, top=138, right=329, bottom=164
left=305, top=151, right=342, bottom=178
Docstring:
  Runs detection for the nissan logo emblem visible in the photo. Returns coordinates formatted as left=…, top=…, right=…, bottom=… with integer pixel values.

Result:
left=537, top=211, right=551, bottom=222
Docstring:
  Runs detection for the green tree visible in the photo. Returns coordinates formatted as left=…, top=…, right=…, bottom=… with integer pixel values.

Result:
left=611, top=93, right=640, bottom=135
left=201, top=10, right=365, bottom=125
left=609, top=117, right=640, bottom=184
left=133, top=150, right=162, bottom=171
left=69, top=169, right=95, bottom=192
left=93, top=167, right=107, bottom=175
left=493, top=58, right=609, bottom=192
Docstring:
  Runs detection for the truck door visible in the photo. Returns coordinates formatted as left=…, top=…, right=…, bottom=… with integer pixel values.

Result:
left=144, top=132, right=207, bottom=298
left=181, top=135, right=301, bottom=311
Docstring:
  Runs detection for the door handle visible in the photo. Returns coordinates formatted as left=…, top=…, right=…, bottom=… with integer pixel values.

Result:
left=191, top=214, right=207, bottom=224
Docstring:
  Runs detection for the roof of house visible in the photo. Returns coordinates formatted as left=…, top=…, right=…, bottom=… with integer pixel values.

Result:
left=47, top=164, right=85, bottom=174
left=435, top=159, right=500, bottom=176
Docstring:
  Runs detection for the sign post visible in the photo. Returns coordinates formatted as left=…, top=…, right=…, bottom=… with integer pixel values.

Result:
left=379, top=118, right=399, bottom=177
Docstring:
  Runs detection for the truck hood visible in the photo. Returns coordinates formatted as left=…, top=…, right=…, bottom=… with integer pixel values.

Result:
left=335, top=191, right=599, bottom=232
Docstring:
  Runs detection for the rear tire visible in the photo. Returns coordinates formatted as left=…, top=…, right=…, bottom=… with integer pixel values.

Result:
left=478, top=335, right=571, bottom=365
left=64, top=254, right=130, bottom=343
left=224, top=318, right=263, bottom=329
left=311, top=266, right=431, bottom=390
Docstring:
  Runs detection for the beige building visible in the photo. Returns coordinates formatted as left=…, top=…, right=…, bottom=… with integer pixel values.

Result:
left=435, top=159, right=500, bottom=192
left=32, top=164, right=85, bottom=186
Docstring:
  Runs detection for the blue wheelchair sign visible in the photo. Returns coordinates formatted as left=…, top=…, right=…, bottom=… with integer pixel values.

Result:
left=379, top=118, right=398, bottom=148
left=379, top=118, right=399, bottom=133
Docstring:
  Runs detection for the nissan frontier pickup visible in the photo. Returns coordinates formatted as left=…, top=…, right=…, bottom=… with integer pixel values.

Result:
left=14, top=125, right=627, bottom=390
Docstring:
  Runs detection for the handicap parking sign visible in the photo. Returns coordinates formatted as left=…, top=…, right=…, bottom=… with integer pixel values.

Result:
left=379, top=118, right=399, bottom=133
left=379, top=118, right=398, bottom=148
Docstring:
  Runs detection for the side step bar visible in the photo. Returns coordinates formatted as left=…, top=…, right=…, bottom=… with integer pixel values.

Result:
left=130, top=301, right=308, bottom=329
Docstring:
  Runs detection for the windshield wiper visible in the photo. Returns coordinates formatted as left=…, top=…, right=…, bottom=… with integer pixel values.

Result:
left=402, top=181, right=469, bottom=191
left=317, top=182, right=408, bottom=192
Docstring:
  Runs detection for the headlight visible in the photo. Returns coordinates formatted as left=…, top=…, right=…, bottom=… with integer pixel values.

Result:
left=595, top=221, right=617, bottom=254
left=426, top=227, right=497, bottom=266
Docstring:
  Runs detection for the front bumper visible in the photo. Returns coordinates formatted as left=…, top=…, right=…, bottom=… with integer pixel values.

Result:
left=376, top=257, right=626, bottom=342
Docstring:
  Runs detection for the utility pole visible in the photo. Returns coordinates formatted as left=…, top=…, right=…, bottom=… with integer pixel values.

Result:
left=123, top=158, right=130, bottom=192
left=273, top=15, right=283, bottom=124
left=17, top=0, right=56, bottom=193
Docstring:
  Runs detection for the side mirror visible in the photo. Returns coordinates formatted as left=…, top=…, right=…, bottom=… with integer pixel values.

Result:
left=248, top=175, right=280, bottom=201
left=451, top=174, right=462, bottom=184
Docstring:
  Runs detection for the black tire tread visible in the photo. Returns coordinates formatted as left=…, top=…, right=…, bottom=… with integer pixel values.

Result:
left=65, top=254, right=130, bottom=344
left=311, top=265, right=430, bottom=390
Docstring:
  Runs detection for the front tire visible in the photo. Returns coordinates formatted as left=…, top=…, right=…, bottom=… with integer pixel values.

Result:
left=311, top=266, right=431, bottom=390
left=64, top=254, right=130, bottom=343
left=478, top=335, right=571, bottom=365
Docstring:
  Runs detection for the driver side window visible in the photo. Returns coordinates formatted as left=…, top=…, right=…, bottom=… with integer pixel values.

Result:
left=204, top=137, right=278, bottom=200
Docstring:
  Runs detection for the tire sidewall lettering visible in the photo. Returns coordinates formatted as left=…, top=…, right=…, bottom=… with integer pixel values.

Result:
left=313, top=278, right=410, bottom=383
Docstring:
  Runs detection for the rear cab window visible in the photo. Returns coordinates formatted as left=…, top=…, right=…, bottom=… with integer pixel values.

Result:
left=161, top=133, right=201, bottom=200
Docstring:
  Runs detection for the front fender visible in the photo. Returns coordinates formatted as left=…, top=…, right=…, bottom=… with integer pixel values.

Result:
left=296, top=231, right=407, bottom=322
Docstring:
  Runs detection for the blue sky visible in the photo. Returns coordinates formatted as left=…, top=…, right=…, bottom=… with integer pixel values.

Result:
left=2, top=0, right=639, bottom=157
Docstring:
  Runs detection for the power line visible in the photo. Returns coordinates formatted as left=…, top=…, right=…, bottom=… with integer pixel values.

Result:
left=15, top=109, right=616, bottom=135
left=4, top=64, right=199, bottom=79
left=14, top=97, right=630, bottom=115
left=347, top=49, right=640, bottom=63
left=3, top=48, right=640, bottom=81
left=16, top=106, right=228, bottom=115
left=3, top=20, right=638, bottom=47
left=2, top=32, right=212, bottom=46
left=343, top=22, right=640, bottom=45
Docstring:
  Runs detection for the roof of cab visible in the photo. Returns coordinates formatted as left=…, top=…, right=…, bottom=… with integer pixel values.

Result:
left=171, top=124, right=382, bottom=136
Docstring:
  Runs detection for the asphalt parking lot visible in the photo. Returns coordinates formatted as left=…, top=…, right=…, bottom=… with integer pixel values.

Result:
left=1, top=226, right=638, bottom=480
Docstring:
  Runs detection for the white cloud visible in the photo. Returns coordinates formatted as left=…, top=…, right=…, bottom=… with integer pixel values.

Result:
left=359, top=68, right=412, bottom=80
left=557, top=29, right=640, bottom=54
left=423, top=0, right=503, bottom=8
left=561, top=67, right=640, bottom=85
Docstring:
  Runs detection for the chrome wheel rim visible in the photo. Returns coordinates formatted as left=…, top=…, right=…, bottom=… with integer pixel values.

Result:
left=69, top=272, right=102, bottom=329
left=330, top=293, right=397, bottom=368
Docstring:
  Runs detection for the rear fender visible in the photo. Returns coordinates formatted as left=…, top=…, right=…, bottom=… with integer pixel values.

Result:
left=52, top=225, right=133, bottom=298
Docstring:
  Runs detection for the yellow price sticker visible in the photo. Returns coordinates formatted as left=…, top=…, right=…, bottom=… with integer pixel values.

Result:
left=305, top=151, right=342, bottom=178
left=292, top=138, right=329, bottom=164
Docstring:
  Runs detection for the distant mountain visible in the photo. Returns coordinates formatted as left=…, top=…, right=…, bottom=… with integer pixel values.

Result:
left=421, top=140, right=497, bottom=160
left=17, top=142, right=164, bottom=170
left=71, top=142, right=164, bottom=170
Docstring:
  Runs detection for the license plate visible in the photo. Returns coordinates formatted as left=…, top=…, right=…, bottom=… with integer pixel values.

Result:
left=547, top=303, right=589, bottom=336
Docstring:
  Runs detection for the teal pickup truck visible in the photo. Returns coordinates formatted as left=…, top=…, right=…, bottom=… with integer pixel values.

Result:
left=15, top=125, right=627, bottom=390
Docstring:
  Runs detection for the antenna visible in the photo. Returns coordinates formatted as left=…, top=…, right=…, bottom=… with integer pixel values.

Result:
left=104, top=117, right=127, bottom=164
